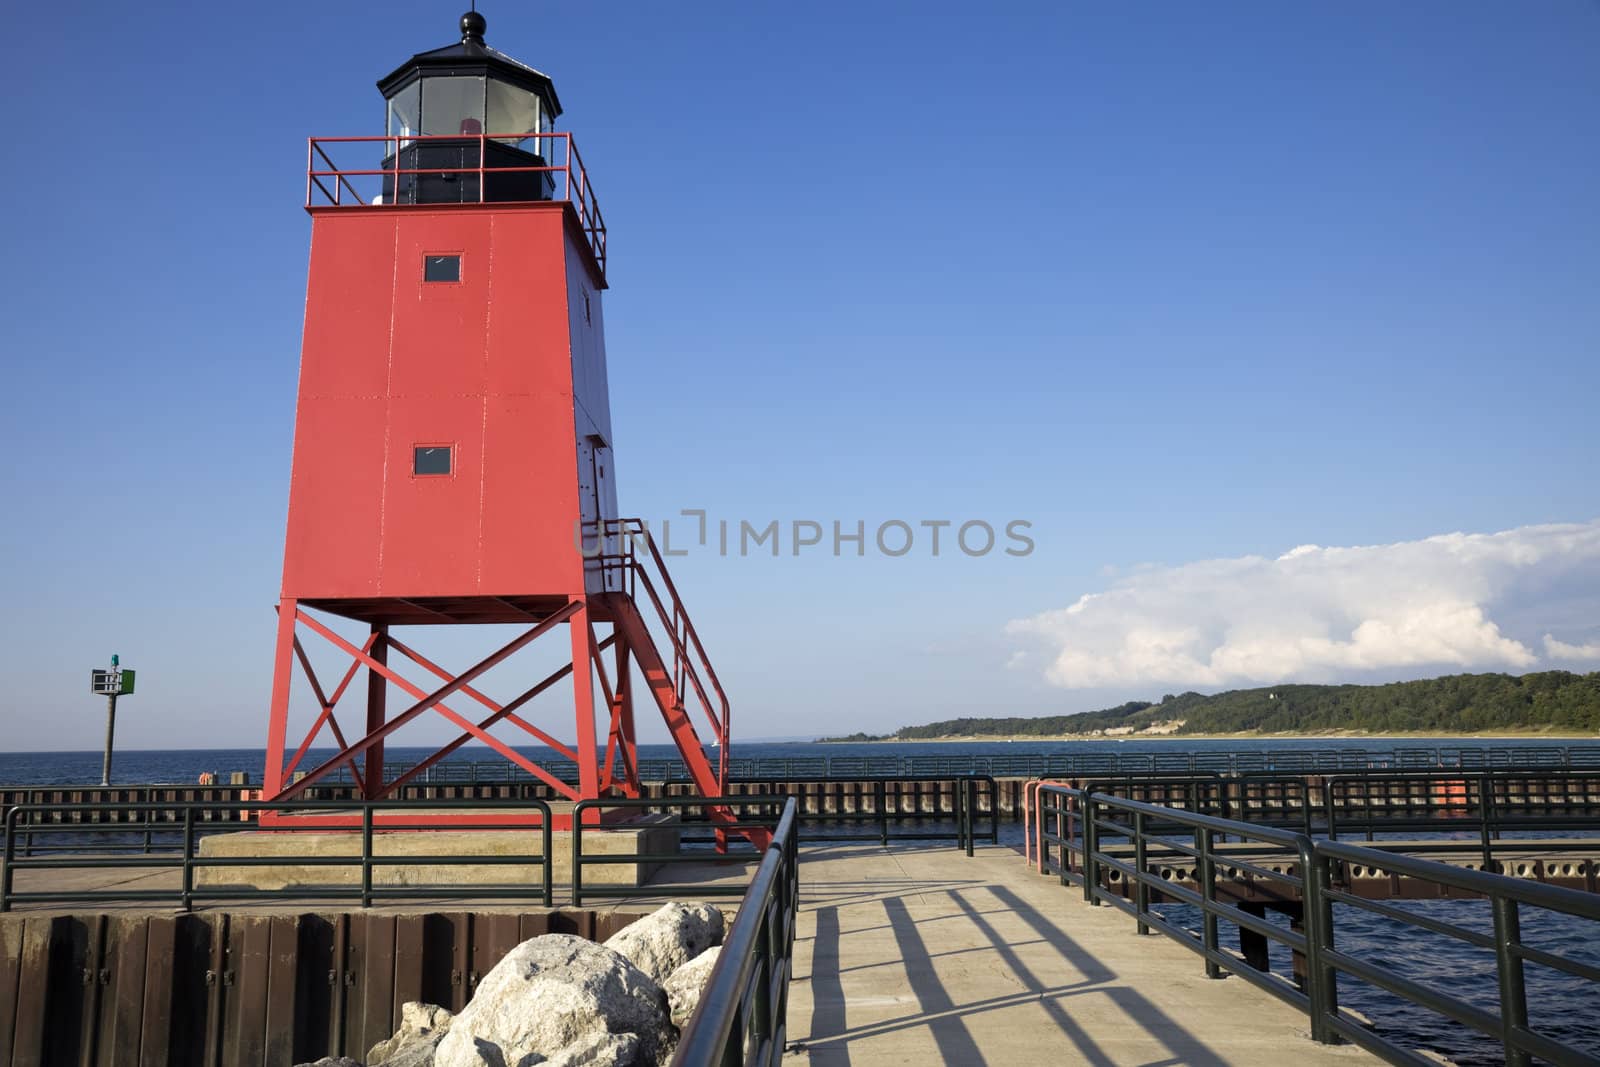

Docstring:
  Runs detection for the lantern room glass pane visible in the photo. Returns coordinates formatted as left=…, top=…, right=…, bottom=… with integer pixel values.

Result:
left=420, top=76, right=486, bottom=136
left=387, top=81, right=420, bottom=147
left=487, top=80, right=542, bottom=149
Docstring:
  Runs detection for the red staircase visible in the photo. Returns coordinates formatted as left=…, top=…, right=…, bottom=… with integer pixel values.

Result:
left=596, top=520, right=770, bottom=849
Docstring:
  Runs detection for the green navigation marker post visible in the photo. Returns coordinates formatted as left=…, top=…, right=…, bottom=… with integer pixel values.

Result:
left=90, top=656, right=136, bottom=786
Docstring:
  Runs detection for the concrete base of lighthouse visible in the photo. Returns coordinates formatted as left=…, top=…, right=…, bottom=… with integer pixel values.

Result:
left=195, top=813, right=680, bottom=891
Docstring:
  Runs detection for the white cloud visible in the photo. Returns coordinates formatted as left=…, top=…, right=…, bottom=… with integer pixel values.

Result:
left=1544, top=634, right=1600, bottom=661
left=1007, top=520, right=1600, bottom=689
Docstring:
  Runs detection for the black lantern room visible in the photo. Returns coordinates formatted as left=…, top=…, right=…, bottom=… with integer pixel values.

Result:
left=377, top=11, right=564, bottom=205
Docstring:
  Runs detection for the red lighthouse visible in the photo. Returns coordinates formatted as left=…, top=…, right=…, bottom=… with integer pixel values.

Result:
left=263, top=12, right=730, bottom=828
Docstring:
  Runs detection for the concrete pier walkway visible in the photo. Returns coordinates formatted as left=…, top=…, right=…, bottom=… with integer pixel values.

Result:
left=783, top=842, right=1374, bottom=1066
left=6, top=838, right=1383, bottom=1064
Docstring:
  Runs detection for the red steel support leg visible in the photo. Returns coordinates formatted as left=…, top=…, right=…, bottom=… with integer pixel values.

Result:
left=570, top=598, right=601, bottom=817
left=262, top=598, right=299, bottom=798
left=596, top=628, right=633, bottom=794
left=616, top=636, right=639, bottom=797
left=365, top=625, right=388, bottom=797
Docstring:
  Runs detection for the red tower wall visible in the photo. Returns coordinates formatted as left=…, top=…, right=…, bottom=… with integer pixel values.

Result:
left=282, top=201, right=612, bottom=607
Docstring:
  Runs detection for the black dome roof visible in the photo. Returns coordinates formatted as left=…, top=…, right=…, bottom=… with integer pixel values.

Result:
left=376, top=12, right=562, bottom=120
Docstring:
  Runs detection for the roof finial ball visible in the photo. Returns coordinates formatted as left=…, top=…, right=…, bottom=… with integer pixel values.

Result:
left=460, top=9, right=487, bottom=43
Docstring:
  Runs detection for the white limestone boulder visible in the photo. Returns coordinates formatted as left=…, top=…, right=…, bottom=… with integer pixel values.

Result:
left=543, top=1031, right=640, bottom=1066
left=369, top=1001, right=453, bottom=1066
left=603, top=903, right=725, bottom=985
left=432, top=934, right=669, bottom=1067
left=662, top=947, right=721, bottom=1031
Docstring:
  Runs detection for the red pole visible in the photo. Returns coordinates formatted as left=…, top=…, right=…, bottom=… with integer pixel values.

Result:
left=262, top=599, right=299, bottom=797
left=365, top=624, right=388, bottom=797
left=616, top=637, right=638, bottom=797
left=570, top=598, right=601, bottom=815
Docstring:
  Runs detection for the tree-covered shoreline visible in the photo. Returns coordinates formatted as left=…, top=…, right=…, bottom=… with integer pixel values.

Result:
left=817, top=671, right=1600, bottom=742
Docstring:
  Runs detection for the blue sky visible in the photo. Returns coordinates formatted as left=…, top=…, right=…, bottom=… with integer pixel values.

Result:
left=2, top=1, right=1597, bottom=750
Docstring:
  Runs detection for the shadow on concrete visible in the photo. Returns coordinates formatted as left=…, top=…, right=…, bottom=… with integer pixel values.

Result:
left=961, top=883, right=1232, bottom=1067
left=802, top=906, right=852, bottom=1066
left=794, top=876, right=1237, bottom=1067
left=797, top=878, right=985, bottom=910
left=879, top=895, right=990, bottom=1063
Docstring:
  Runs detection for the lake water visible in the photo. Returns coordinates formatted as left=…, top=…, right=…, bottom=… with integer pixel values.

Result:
left=0, top=735, right=1593, bottom=786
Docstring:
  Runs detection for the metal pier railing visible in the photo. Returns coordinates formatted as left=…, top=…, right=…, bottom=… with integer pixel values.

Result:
left=1036, top=783, right=1600, bottom=1066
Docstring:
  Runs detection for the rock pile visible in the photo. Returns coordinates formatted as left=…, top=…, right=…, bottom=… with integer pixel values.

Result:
left=603, top=902, right=723, bottom=985
left=370, top=1002, right=454, bottom=1066
left=294, top=903, right=727, bottom=1067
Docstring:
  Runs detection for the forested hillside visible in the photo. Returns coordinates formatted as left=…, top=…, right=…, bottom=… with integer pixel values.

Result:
left=821, top=671, right=1600, bottom=740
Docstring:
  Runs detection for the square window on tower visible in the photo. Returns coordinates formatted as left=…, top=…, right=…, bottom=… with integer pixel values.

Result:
left=413, top=445, right=452, bottom=475
left=423, top=255, right=461, bottom=283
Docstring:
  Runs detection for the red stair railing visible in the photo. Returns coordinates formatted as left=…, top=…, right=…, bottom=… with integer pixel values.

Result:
left=595, top=519, right=731, bottom=791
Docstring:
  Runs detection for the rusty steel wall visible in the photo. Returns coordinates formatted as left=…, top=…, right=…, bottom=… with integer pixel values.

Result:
left=0, top=909, right=646, bottom=1067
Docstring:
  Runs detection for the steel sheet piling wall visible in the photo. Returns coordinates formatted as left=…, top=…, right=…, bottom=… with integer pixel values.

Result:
left=0, top=909, right=648, bottom=1067
left=8, top=768, right=1600, bottom=823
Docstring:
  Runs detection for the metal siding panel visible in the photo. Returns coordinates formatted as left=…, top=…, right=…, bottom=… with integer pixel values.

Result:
left=355, top=915, right=397, bottom=1060
left=380, top=394, right=486, bottom=595
left=423, top=914, right=468, bottom=1012
left=281, top=397, right=387, bottom=598
left=339, top=913, right=363, bottom=1059
left=263, top=917, right=301, bottom=1067
left=0, top=921, right=18, bottom=1064
left=553, top=909, right=595, bottom=940
left=391, top=915, right=427, bottom=1019
left=293, top=915, right=336, bottom=1064
left=83, top=915, right=132, bottom=1067
left=45, top=916, right=88, bottom=1067
left=11, top=918, right=53, bottom=1067
left=138, top=917, right=178, bottom=1067
left=565, top=231, right=614, bottom=448
left=517, top=913, right=551, bottom=942
left=469, top=913, right=499, bottom=996
left=102, top=916, right=148, bottom=1067
left=576, top=437, right=597, bottom=534
left=483, top=210, right=569, bottom=397
left=480, top=913, right=523, bottom=977
left=179, top=915, right=221, bottom=1067
left=477, top=394, right=584, bottom=593
left=226, top=916, right=273, bottom=1067
left=389, top=216, right=494, bottom=400
left=82, top=914, right=110, bottom=1067
left=460, top=913, right=479, bottom=1000
left=595, top=911, right=644, bottom=942
left=299, top=214, right=397, bottom=400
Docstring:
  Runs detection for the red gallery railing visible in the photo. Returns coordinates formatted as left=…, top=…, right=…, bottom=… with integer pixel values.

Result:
left=306, top=132, right=607, bottom=278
